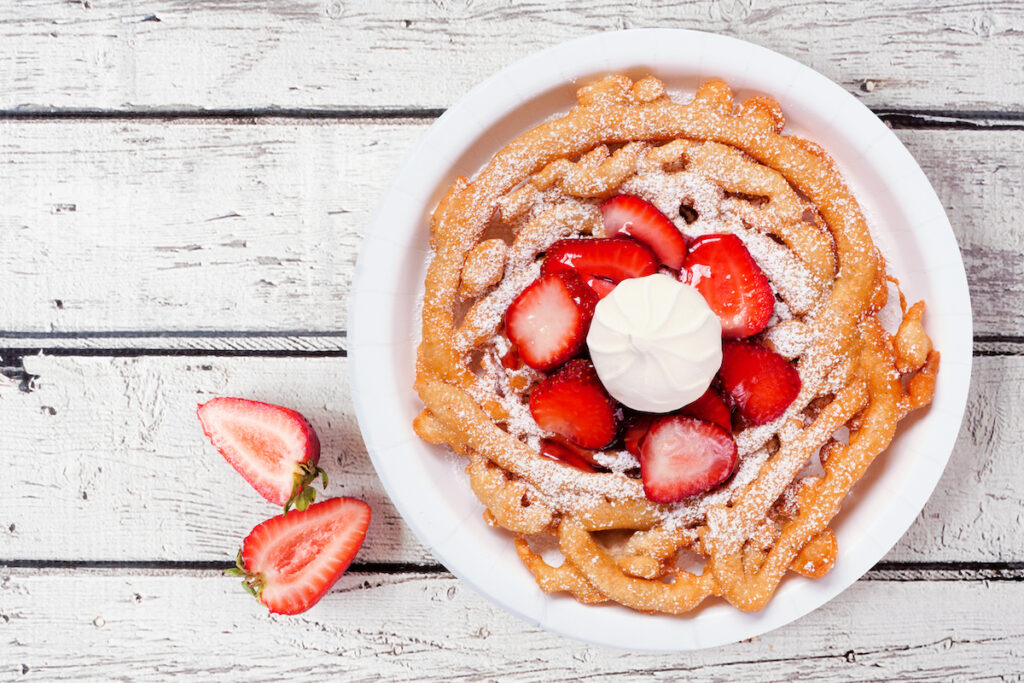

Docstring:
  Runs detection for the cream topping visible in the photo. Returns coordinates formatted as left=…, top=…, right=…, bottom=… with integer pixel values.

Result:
left=586, top=273, right=722, bottom=412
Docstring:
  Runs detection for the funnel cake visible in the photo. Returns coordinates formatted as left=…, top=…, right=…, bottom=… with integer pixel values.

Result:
left=412, top=74, right=938, bottom=614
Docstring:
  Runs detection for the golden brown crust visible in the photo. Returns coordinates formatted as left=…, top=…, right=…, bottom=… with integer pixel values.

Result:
left=413, top=75, right=937, bottom=615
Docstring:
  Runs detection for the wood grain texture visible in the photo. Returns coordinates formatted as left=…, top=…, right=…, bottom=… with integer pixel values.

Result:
left=1, top=570, right=1023, bottom=680
left=0, top=121, right=1019, bottom=335
left=1, top=1, right=1022, bottom=112
left=0, top=353, right=1015, bottom=565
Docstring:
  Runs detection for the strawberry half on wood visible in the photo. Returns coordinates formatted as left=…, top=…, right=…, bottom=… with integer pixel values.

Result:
left=718, top=341, right=801, bottom=425
left=227, top=497, right=371, bottom=615
left=683, top=233, right=775, bottom=339
left=529, top=358, right=620, bottom=450
left=197, top=397, right=326, bottom=513
left=505, top=270, right=599, bottom=371
left=600, top=194, right=688, bottom=270
left=639, top=416, right=738, bottom=503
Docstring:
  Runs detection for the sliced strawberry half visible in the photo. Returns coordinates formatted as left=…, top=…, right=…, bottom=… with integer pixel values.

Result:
left=197, top=397, right=326, bottom=512
left=639, top=416, right=738, bottom=503
left=228, top=497, right=371, bottom=615
left=505, top=270, right=598, bottom=371
left=600, top=194, right=688, bottom=270
left=542, top=238, right=658, bottom=285
left=718, top=341, right=801, bottom=425
left=540, top=438, right=598, bottom=473
left=529, top=359, right=620, bottom=449
left=680, top=387, right=732, bottom=432
left=683, top=233, right=775, bottom=339
left=623, top=414, right=656, bottom=458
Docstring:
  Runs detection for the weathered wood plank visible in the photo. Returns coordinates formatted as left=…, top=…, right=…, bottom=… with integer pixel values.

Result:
left=1, top=1, right=1023, bottom=112
left=0, top=121, right=1019, bottom=335
left=0, top=353, right=1016, bottom=565
left=0, top=119, right=420, bottom=333
left=1, top=570, right=1022, bottom=679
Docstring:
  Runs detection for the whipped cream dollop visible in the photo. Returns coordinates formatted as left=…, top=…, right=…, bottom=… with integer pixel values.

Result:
left=586, top=273, right=722, bottom=413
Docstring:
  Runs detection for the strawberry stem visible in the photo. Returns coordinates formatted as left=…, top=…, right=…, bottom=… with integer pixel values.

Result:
left=283, top=461, right=329, bottom=514
left=224, top=549, right=265, bottom=601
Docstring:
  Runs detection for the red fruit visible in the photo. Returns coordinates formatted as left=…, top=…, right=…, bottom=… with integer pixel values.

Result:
left=680, top=387, right=732, bottom=432
left=500, top=344, right=522, bottom=371
left=529, top=359, right=620, bottom=449
left=623, top=414, right=656, bottom=458
left=197, top=397, right=326, bottom=512
left=718, top=341, right=801, bottom=425
left=505, top=271, right=598, bottom=371
left=683, top=233, right=775, bottom=339
left=600, top=194, right=688, bottom=270
left=229, top=497, right=371, bottom=615
left=639, top=416, right=738, bottom=503
left=583, top=275, right=618, bottom=300
left=542, top=238, right=658, bottom=284
left=540, top=438, right=598, bottom=473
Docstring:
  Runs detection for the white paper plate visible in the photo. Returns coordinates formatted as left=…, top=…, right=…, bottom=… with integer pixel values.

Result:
left=349, top=29, right=972, bottom=651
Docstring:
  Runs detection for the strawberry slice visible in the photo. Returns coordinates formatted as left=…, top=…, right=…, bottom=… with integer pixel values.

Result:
left=540, top=438, right=598, bottom=473
left=529, top=358, right=620, bottom=449
left=228, top=497, right=371, bottom=615
left=683, top=233, right=774, bottom=339
left=500, top=344, right=522, bottom=371
left=623, top=414, right=656, bottom=458
left=505, top=271, right=598, bottom=371
left=197, top=397, right=326, bottom=512
left=718, top=341, right=801, bottom=425
left=680, top=387, right=733, bottom=432
left=583, top=275, right=618, bottom=300
left=542, top=238, right=658, bottom=285
left=600, top=194, right=688, bottom=270
left=639, top=416, right=738, bottom=503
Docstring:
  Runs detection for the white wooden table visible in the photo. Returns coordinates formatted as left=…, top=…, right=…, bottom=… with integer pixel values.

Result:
left=1, top=2, right=1022, bottom=679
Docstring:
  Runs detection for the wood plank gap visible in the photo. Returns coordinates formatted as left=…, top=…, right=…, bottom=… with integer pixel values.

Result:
left=1, top=107, right=1023, bottom=131
left=0, top=108, right=447, bottom=121
left=3, top=560, right=1022, bottom=581
left=0, top=107, right=448, bottom=121
left=0, top=560, right=447, bottom=574
left=0, top=330, right=349, bottom=339
left=877, top=110, right=1024, bottom=131
left=0, top=340, right=1014, bottom=357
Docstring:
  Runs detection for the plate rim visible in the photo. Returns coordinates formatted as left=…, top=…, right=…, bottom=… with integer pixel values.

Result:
left=349, top=28, right=973, bottom=651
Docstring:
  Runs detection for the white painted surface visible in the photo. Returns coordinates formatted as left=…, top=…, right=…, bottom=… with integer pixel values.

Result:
left=0, top=122, right=1020, bottom=335
left=0, top=1, right=1019, bottom=676
left=1, top=1, right=1022, bottom=111
left=1, top=571, right=1023, bottom=680
left=0, top=354, right=1018, bottom=565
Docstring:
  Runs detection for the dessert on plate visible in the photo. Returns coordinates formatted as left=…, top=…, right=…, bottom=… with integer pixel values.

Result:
left=412, top=74, right=939, bottom=614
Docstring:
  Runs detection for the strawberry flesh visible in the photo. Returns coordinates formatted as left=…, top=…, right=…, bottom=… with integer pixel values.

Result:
left=680, top=387, right=733, bottom=432
left=542, top=237, right=658, bottom=285
left=623, top=414, right=656, bottom=458
left=583, top=275, right=618, bottom=300
left=639, top=416, right=738, bottom=502
left=505, top=270, right=598, bottom=371
left=197, top=397, right=323, bottom=511
left=529, top=359, right=620, bottom=450
left=718, top=340, right=801, bottom=425
left=238, top=497, right=371, bottom=615
left=683, top=233, right=775, bottom=339
left=500, top=344, right=522, bottom=371
left=600, top=194, right=688, bottom=270
left=540, top=438, right=598, bottom=473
